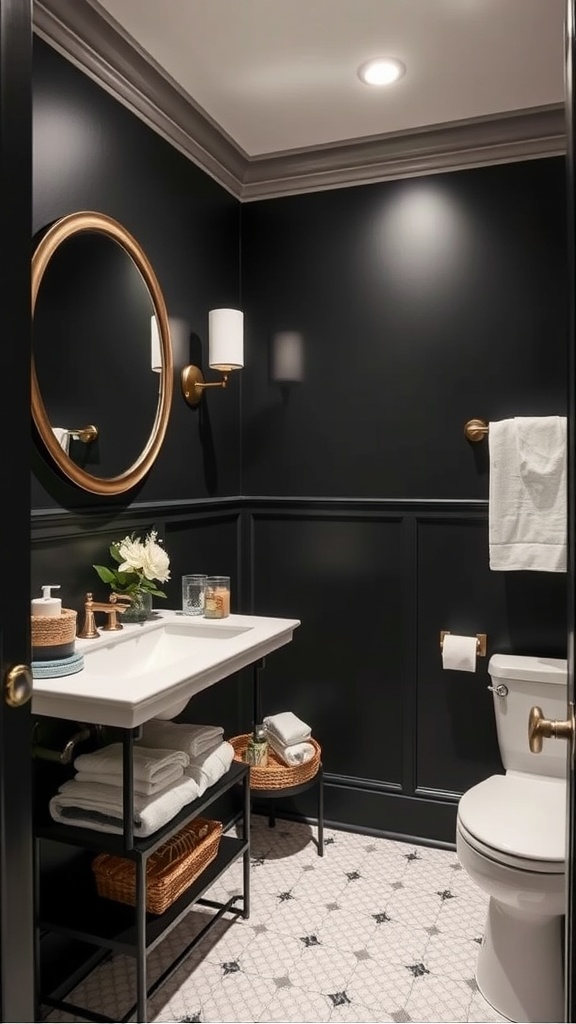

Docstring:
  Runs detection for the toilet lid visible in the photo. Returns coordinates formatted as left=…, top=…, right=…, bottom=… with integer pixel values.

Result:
left=457, top=774, right=565, bottom=864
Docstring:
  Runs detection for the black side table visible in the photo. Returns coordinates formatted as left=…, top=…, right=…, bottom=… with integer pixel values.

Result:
left=249, top=658, right=324, bottom=856
left=251, top=766, right=324, bottom=856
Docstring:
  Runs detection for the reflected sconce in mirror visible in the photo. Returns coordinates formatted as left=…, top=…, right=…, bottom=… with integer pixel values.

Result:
left=181, top=308, right=244, bottom=407
left=270, top=330, right=304, bottom=384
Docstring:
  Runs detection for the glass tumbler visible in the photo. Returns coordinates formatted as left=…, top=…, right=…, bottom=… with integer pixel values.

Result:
left=204, top=576, right=231, bottom=618
left=182, top=574, right=207, bottom=616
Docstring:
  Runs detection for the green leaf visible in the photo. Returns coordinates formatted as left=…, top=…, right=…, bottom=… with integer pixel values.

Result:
left=93, top=564, right=117, bottom=585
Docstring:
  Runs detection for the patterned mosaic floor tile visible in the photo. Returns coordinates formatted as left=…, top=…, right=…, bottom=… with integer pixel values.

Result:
left=44, top=815, right=512, bottom=1024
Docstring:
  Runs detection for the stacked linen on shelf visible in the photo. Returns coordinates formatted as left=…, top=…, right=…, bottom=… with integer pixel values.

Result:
left=49, top=743, right=200, bottom=837
left=138, top=720, right=234, bottom=799
left=263, top=711, right=315, bottom=767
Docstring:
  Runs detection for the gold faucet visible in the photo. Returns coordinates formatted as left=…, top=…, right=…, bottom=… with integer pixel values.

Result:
left=77, top=592, right=133, bottom=638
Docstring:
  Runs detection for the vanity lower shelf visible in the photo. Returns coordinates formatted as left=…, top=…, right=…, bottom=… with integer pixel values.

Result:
left=39, top=834, right=246, bottom=956
left=37, top=759, right=251, bottom=1022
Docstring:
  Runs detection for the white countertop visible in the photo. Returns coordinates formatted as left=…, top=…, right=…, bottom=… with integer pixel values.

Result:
left=32, top=611, right=301, bottom=729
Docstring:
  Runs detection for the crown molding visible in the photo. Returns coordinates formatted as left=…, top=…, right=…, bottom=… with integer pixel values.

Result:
left=34, top=0, right=566, bottom=203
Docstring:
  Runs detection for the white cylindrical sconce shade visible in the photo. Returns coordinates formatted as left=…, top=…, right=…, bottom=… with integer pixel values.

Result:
left=271, top=331, right=304, bottom=383
left=150, top=315, right=162, bottom=372
left=209, top=308, right=244, bottom=371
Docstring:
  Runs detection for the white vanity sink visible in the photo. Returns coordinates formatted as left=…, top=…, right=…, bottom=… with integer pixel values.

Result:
left=32, top=611, right=300, bottom=728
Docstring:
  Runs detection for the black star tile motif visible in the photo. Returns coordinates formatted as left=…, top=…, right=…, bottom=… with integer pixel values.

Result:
left=251, top=856, right=266, bottom=867
left=354, top=949, right=371, bottom=961
left=346, top=870, right=361, bottom=881
left=406, top=962, right=430, bottom=978
left=373, top=911, right=391, bottom=924
left=328, top=991, right=351, bottom=1006
left=302, top=864, right=315, bottom=872
left=473, top=936, right=484, bottom=945
left=326, top=902, right=341, bottom=912
left=425, top=925, right=440, bottom=937
left=278, top=890, right=295, bottom=902
left=404, top=850, right=421, bottom=862
left=450, top=861, right=463, bottom=871
left=252, top=923, right=268, bottom=935
left=179, top=1016, right=202, bottom=1023
left=466, top=977, right=479, bottom=991
left=437, top=889, right=455, bottom=901
left=391, top=880, right=404, bottom=890
left=364, top=843, right=377, bottom=852
left=324, top=836, right=336, bottom=845
left=300, top=934, right=321, bottom=947
left=221, top=961, right=241, bottom=975
left=391, top=1010, right=413, bottom=1023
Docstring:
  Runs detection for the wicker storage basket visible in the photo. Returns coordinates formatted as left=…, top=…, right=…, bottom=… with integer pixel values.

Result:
left=31, top=607, right=77, bottom=647
left=230, top=734, right=321, bottom=790
left=92, top=818, right=222, bottom=915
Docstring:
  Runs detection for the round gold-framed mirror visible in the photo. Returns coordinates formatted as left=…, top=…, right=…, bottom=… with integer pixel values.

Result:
left=31, top=211, right=173, bottom=496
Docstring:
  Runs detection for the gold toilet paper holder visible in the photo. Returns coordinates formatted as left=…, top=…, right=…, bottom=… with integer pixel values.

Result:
left=440, top=631, right=487, bottom=657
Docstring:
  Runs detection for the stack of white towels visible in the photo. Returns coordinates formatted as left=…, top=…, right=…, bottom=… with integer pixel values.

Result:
left=48, top=722, right=234, bottom=837
left=263, top=712, right=315, bottom=766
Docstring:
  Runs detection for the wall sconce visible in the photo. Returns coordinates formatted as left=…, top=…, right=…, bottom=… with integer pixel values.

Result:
left=181, top=308, right=244, bottom=407
left=270, top=330, right=304, bottom=384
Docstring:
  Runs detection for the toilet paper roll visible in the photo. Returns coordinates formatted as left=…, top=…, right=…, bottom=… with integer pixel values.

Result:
left=442, top=633, right=477, bottom=672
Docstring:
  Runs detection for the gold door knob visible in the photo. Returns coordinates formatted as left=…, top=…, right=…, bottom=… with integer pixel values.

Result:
left=528, top=704, right=575, bottom=753
left=4, top=664, right=33, bottom=708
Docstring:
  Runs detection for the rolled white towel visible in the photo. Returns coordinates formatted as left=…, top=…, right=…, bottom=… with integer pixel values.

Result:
left=49, top=774, right=200, bottom=837
left=185, top=740, right=235, bottom=797
left=75, top=761, right=185, bottom=797
left=263, top=711, right=311, bottom=747
left=74, top=743, right=189, bottom=784
left=138, top=721, right=224, bottom=760
left=267, top=733, right=315, bottom=767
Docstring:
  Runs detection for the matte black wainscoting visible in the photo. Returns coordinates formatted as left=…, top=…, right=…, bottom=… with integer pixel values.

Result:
left=32, top=495, right=567, bottom=845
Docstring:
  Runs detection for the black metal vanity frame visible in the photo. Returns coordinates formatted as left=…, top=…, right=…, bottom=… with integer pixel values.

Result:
left=34, top=725, right=251, bottom=1024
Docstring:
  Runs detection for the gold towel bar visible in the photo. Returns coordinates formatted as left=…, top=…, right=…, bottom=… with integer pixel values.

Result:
left=66, top=425, right=99, bottom=443
left=464, top=419, right=489, bottom=443
left=440, top=631, right=487, bottom=657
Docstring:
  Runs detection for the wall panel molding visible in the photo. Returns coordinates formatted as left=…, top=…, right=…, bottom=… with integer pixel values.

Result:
left=33, top=0, right=565, bottom=201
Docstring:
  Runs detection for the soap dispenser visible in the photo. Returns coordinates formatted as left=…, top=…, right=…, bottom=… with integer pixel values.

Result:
left=31, top=585, right=62, bottom=618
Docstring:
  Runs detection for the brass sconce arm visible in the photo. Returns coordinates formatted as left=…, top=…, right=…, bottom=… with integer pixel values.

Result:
left=181, top=366, right=230, bottom=407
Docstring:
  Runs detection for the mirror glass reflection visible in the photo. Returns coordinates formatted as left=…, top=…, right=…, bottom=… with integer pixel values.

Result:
left=33, top=232, right=159, bottom=479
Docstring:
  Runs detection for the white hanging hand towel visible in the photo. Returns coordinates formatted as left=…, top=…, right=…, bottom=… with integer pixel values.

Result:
left=52, top=427, right=69, bottom=454
left=74, top=743, right=189, bottom=782
left=488, top=416, right=567, bottom=572
left=49, top=774, right=200, bottom=837
left=263, top=712, right=311, bottom=746
left=138, top=721, right=224, bottom=759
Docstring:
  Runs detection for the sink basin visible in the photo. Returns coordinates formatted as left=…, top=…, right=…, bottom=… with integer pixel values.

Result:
left=83, top=621, right=253, bottom=679
left=32, top=610, right=300, bottom=729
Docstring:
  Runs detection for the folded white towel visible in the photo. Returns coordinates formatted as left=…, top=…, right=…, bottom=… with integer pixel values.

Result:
left=489, top=417, right=567, bottom=572
left=138, top=721, right=224, bottom=759
left=267, top=734, right=315, bottom=767
left=263, top=712, right=311, bottom=747
left=74, top=762, right=185, bottom=797
left=74, top=743, right=189, bottom=783
left=49, top=775, right=200, bottom=837
left=185, top=740, right=235, bottom=797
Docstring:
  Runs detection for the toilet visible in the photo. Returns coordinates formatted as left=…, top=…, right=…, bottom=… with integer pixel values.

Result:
left=456, top=653, right=567, bottom=1024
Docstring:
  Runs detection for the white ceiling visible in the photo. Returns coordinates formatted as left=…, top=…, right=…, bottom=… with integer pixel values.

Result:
left=94, top=0, right=564, bottom=157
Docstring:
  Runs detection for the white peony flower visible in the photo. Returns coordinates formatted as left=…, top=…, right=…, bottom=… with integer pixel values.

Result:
left=140, top=530, right=171, bottom=583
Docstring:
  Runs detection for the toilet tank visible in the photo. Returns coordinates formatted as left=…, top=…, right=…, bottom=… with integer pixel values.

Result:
left=488, top=654, right=568, bottom=778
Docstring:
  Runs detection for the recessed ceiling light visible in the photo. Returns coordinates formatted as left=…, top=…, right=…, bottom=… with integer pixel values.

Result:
left=358, top=57, right=406, bottom=87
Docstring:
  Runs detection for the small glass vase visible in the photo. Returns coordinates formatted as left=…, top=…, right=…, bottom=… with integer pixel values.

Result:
left=118, top=590, right=153, bottom=623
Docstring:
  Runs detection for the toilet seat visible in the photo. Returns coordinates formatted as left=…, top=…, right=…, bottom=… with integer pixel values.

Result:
left=457, top=773, right=565, bottom=872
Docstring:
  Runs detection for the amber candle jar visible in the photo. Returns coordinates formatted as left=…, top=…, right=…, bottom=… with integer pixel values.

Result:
left=204, top=576, right=231, bottom=618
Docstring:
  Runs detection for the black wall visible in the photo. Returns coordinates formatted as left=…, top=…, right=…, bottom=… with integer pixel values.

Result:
left=31, top=37, right=569, bottom=848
